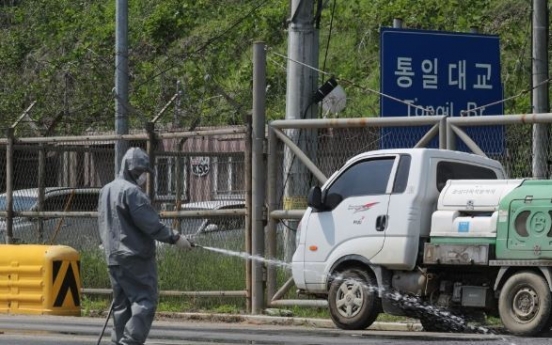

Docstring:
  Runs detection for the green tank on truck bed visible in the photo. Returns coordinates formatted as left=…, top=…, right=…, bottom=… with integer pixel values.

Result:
left=496, top=179, right=552, bottom=259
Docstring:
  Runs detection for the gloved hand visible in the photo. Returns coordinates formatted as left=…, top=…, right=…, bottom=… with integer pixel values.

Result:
left=173, top=230, right=193, bottom=250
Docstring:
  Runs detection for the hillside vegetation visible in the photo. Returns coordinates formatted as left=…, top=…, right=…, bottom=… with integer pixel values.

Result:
left=0, top=0, right=543, bottom=135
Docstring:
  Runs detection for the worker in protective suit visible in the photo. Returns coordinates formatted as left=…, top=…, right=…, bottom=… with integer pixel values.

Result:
left=98, top=147, right=193, bottom=345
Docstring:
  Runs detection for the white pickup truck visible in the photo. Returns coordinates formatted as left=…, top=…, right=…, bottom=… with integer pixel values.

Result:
left=292, top=148, right=552, bottom=336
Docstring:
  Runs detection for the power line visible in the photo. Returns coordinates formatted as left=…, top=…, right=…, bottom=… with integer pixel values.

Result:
left=460, top=76, right=552, bottom=116
left=269, top=48, right=435, bottom=114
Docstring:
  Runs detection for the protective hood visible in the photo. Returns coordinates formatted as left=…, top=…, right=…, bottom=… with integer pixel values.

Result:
left=98, top=146, right=175, bottom=265
left=119, top=147, right=154, bottom=183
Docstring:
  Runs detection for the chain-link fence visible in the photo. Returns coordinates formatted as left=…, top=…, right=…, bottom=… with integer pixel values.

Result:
left=1, top=113, right=551, bottom=311
left=0, top=125, right=251, bottom=304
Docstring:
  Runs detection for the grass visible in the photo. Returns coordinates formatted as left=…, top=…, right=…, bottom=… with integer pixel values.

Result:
left=80, top=296, right=247, bottom=316
left=81, top=295, right=110, bottom=316
left=80, top=237, right=247, bottom=291
left=284, top=306, right=329, bottom=319
left=79, top=239, right=251, bottom=317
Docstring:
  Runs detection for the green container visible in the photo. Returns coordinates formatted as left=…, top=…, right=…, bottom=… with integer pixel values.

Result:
left=496, top=179, right=552, bottom=259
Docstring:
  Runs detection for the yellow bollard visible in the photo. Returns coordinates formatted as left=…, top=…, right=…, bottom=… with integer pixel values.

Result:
left=0, top=245, right=81, bottom=316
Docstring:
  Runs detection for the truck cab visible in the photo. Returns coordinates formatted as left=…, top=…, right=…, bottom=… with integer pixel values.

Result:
left=292, top=148, right=505, bottom=293
left=291, top=148, right=507, bottom=331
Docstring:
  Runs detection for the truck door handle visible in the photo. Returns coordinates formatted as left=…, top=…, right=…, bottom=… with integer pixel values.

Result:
left=376, top=215, right=387, bottom=232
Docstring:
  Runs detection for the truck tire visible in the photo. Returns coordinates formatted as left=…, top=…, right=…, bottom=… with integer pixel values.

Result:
left=499, top=271, right=552, bottom=336
left=328, top=268, right=381, bottom=330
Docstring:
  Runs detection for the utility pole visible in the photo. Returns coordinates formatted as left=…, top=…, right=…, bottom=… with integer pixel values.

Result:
left=283, top=0, right=319, bottom=262
left=115, top=0, right=129, bottom=175
left=532, top=0, right=550, bottom=179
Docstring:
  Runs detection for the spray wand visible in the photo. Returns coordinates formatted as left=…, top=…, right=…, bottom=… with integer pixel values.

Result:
left=189, top=239, right=202, bottom=249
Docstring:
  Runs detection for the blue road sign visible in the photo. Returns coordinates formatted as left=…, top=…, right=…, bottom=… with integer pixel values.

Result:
left=380, top=28, right=504, bottom=154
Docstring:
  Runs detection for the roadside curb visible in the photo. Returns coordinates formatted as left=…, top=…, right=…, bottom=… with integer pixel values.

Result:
left=156, top=312, right=423, bottom=331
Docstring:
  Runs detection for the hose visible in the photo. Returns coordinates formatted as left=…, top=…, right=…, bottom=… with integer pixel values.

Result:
left=96, top=299, right=115, bottom=345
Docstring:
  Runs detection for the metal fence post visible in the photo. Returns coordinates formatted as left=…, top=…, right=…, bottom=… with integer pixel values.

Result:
left=439, top=116, right=447, bottom=149
left=244, top=114, right=253, bottom=313
left=532, top=0, right=550, bottom=178
left=172, top=141, right=185, bottom=231
left=393, top=18, right=403, bottom=28
left=266, top=125, right=278, bottom=302
left=5, top=128, right=14, bottom=244
left=252, top=41, right=267, bottom=314
left=37, top=144, right=46, bottom=242
left=146, top=122, right=156, bottom=201
left=446, top=122, right=456, bottom=150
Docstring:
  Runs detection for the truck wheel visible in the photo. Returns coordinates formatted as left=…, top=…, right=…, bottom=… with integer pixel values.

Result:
left=328, top=268, right=381, bottom=330
left=499, top=271, right=552, bottom=336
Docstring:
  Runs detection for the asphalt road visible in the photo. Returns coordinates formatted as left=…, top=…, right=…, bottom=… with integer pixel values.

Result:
left=0, top=314, right=549, bottom=345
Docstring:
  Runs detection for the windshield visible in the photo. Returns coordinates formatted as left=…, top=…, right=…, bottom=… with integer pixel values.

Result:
left=0, top=196, right=37, bottom=212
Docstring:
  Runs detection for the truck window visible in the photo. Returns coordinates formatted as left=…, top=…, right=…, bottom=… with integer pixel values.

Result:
left=436, top=161, right=497, bottom=191
left=326, top=157, right=395, bottom=204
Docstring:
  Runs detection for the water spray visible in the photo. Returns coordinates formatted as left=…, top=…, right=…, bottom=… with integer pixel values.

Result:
left=194, top=244, right=291, bottom=269
left=192, top=243, right=519, bottom=344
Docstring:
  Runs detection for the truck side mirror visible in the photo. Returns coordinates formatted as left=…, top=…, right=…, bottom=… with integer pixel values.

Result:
left=307, top=186, right=323, bottom=210
left=325, top=193, right=343, bottom=210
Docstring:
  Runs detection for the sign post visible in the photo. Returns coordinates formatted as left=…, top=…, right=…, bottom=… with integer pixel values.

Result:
left=380, top=28, right=504, bottom=154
